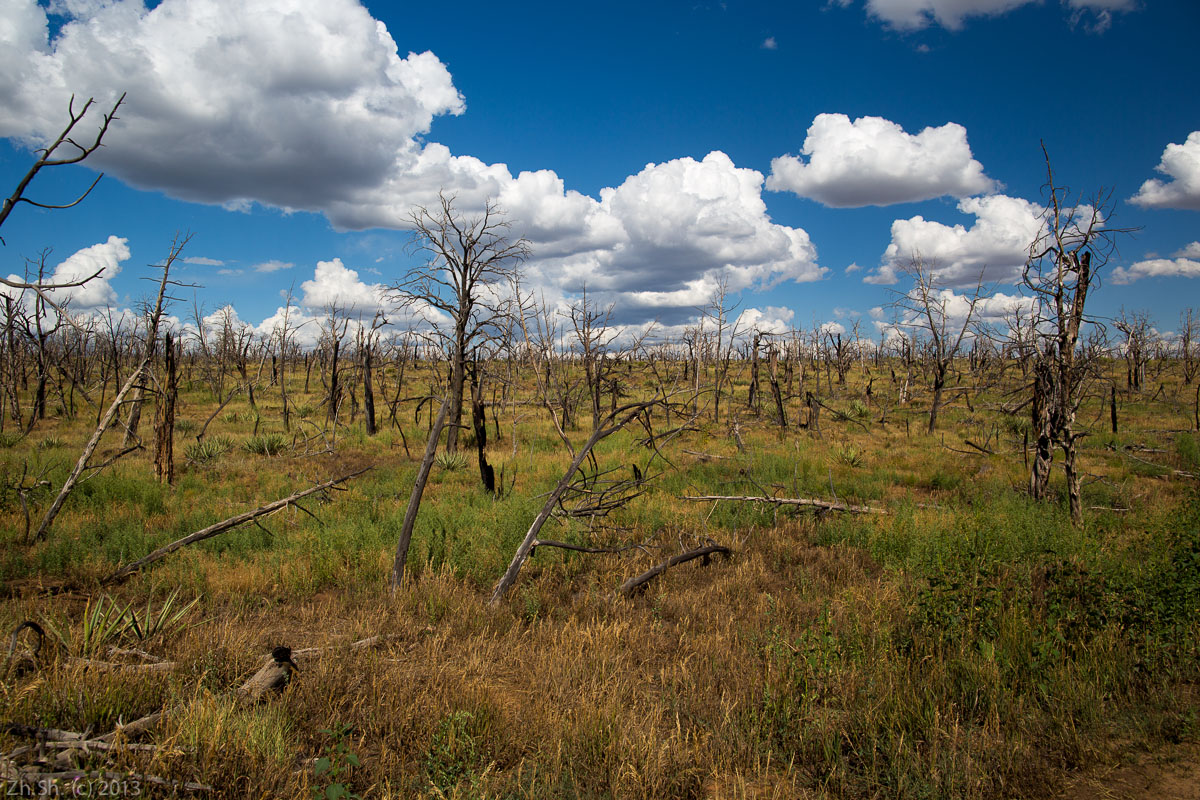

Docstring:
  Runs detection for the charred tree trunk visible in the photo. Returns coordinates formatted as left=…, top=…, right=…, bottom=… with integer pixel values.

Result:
left=748, top=333, right=760, bottom=414
left=363, top=343, right=377, bottom=436
left=469, top=360, right=494, bottom=495
left=153, top=332, right=177, bottom=485
left=326, top=337, right=341, bottom=428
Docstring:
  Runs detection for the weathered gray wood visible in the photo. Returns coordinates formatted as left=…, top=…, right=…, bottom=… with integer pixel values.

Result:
left=679, top=494, right=885, bottom=514
left=489, top=398, right=660, bottom=606
left=619, top=543, right=731, bottom=597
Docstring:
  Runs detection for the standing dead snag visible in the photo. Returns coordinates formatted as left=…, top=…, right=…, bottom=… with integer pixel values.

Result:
left=152, top=330, right=178, bottom=484
left=489, top=395, right=666, bottom=606
left=1022, top=146, right=1133, bottom=525
left=391, top=193, right=529, bottom=455
left=889, top=255, right=986, bottom=434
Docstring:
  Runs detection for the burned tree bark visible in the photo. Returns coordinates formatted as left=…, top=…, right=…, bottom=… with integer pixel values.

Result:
left=152, top=331, right=177, bottom=485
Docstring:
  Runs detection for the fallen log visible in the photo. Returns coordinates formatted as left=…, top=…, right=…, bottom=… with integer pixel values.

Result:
left=530, top=539, right=650, bottom=557
left=679, top=494, right=885, bottom=515
left=619, top=542, right=730, bottom=597
left=101, top=467, right=371, bottom=585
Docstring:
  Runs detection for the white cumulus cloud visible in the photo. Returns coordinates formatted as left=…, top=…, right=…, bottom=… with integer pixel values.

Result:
left=1130, top=132, right=1200, bottom=211
left=298, top=258, right=389, bottom=314
left=0, top=0, right=827, bottom=327
left=1110, top=258, right=1200, bottom=285
left=766, top=114, right=995, bottom=207
left=868, top=194, right=1044, bottom=286
left=0, top=0, right=465, bottom=216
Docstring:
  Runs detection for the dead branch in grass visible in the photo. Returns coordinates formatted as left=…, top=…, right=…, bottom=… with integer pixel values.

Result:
left=679, top=494, right=886, bottom=514
left=101, top=468, right=371, bottom=585
left=619, top=541, right=731, bottom=597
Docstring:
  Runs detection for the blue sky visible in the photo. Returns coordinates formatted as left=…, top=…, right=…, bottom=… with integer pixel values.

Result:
left=1, top=0, right=1197, bottom=345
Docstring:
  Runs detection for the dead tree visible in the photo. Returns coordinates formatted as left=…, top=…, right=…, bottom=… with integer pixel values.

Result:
left=152, top=330, right=178, bottom=484
left=391, top=193, right=529, bottom=454
left=123, top=234, right=194, bottom=447
left=568, top=285, right=616, bottom=429
left=489, top=394, right=667, bottom=606
left=890, top=255, right=986, bottom=434
left=704, top=278, right=742, bottom=424
left=1115, top=308, right=1153, bottom=392
left=1022, top=147, right=1132, bottom=525
left=359, top=313, right=386, bottom=436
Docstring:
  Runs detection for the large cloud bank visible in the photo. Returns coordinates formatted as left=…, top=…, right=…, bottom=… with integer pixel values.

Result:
left=0, top=0, right=824, bottom=322
left=868, top=195, right=1044, bottom=286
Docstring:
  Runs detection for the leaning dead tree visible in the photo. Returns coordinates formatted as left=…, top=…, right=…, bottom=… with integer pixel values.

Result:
left=102, top=468, right=369, bottom=585
left=619, top=540, right=731, bottom=597
left=1023, top=147, right=1133, bottom=525
left=489, top=393, right=668, bottom=606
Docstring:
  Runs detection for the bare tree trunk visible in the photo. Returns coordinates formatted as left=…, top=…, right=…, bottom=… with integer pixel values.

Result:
left=748, top=333, right=760, bottom=414
left=928, top=370, right=945, bottom=434
left=391, top=394, right=451, bottom=591
left=445, top=332, right=467, bottom=453
left=1029, top=361, right=1053, bottom=501
left=1063, top=436, right=1083, bottom=526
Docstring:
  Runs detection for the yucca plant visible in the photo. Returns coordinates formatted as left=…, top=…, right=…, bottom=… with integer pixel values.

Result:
left=434, top=450, right=469, bottom=471
left=43, top=595, right=133, bottom=659
left=244, top=433, right=288, bottom=456
left=185, top=434, right=234, bottom=464
left=126, top=587, right=202, bottom=642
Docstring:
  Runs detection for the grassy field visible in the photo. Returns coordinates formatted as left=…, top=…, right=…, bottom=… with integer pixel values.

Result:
left=1, top=355, right=1198, bottom=798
